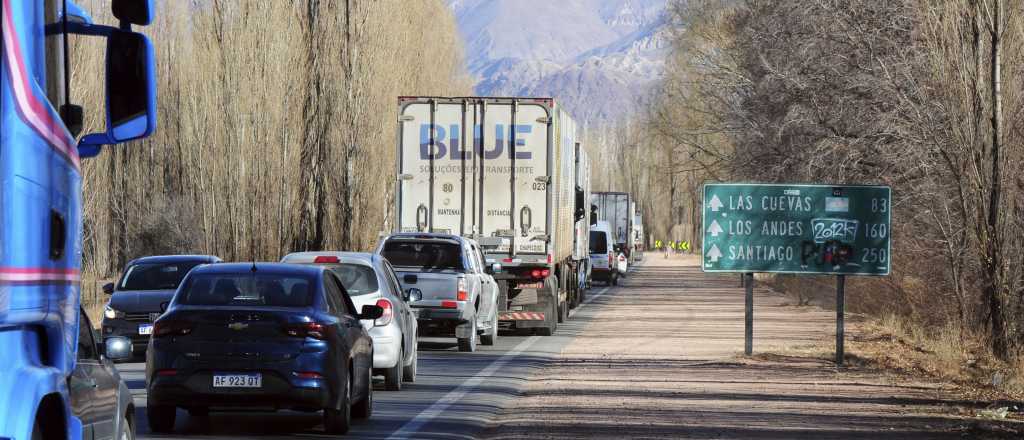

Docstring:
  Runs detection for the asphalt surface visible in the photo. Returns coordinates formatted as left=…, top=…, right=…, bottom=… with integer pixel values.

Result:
left=121, top=286, right=612, bottom=439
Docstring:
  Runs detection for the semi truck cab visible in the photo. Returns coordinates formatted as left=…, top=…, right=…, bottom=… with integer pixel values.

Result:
left=1, top=1, right=157, bottom=438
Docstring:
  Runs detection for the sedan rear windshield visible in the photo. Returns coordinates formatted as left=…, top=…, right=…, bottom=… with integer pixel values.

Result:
left=177, top=273, right=315, bottom=307
left=381, top=241, right=464, bottom=271
left=589, top=231, right=608, bottom=254
left=321, top=264, right=378, bottom=296
left=119, top=262, right=203, bottom=291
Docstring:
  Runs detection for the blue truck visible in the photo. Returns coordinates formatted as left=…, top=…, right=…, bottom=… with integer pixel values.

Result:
left=1, top=1, right=156, bottom=439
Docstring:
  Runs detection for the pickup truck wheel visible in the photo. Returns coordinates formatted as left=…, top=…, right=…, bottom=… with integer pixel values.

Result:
left=481, top=311, right=498, bottom=345
left=384, top=346, right=402, bottom=391
left=147, top=403, right=176, bottom=433
left=457, top=319, right=477, bottom=352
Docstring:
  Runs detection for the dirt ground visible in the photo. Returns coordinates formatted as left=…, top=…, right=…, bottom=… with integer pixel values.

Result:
left=480, top=255, right=1023, bottom=439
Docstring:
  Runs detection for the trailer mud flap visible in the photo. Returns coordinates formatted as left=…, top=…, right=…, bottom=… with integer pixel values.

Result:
left=498, top=312, right=545, bottom=321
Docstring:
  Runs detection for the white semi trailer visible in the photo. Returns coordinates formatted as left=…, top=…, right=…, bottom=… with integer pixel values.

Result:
left=394, top=97, right=590, bottom=336
left=592, top=192, right=634, bottom=261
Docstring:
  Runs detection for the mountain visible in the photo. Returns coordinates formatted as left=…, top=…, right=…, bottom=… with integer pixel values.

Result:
left=447, top=0, right=670, bottom=126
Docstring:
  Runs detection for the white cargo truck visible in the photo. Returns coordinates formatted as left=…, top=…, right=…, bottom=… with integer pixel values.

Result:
left=572, top=142, right=592, bottom=303
left=394, top=97, right=589, bottom=336
left=592, top=192, right=634, bottom=261
left=633, top=210, right=644, bottom=261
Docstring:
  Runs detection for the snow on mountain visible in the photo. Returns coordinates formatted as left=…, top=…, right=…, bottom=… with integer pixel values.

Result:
left=447, top=0, right=669, bottom=125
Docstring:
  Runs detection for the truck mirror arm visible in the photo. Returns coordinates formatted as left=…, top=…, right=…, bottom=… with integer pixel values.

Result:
left=77, top=133, right=113, bottom=159
left=46, top=22, right=120, bottom=38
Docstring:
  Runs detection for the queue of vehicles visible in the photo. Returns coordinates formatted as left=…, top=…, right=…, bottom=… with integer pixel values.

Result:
left=0, top=4, right=644, bottom=434
left=1, top=1, right=159, bottom=439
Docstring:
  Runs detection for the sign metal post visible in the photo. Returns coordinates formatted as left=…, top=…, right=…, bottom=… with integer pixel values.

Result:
left=744, top=273, right=753, bottom=356
left=836, top=274, right=846, bottom=366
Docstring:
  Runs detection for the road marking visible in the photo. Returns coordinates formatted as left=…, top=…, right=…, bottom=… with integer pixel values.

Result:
left=386, top=336, right=541, bottom=439
left=388, top=280, right=617, bottom=439
left=569, top=285, right=610, bottom=319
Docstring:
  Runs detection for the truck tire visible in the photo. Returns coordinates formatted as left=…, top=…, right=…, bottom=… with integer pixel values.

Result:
left=535, top=291, right=558, bottom=336
left=555, top=274, right=566, bottom=323
left=557, top=298, right=566, bottom=323
left=457, top=319, right=477, bottom=352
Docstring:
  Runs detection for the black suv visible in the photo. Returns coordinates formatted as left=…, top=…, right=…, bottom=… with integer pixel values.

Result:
left=101, top=255, right=220, bottom=357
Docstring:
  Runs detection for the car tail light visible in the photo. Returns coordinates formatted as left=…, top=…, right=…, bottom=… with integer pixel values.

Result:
left=541, top=269, right=550, bottom=277
left=375, top=299, right=394, bottom=326
left=313, top=256, right=340, bottom=264
left=531, top=269, right=542, bottom=279
left=284, top=322, right=327, bottom=340
left=153, top=321, right=192, bottom=338
left=156, top=369, right=178, bottom=376
left=441, top=300, right=457, bottom=309
left=294, top=371, right=323, bottom=379
left=457, top=277, right=468, bottom=301
left=547, top=254, right=552, bottom=264
left=608, top=253, right=614, bottom=267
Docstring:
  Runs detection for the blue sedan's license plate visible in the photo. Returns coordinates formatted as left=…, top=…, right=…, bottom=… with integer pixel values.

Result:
left=138, top=324, right=153, bottom=335
left=212, top=373, right=261, bottom=388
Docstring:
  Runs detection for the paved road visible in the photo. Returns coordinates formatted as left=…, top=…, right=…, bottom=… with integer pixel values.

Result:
left=122, top=257, right=1013, bottom=439
left=121, top=286, right=613, bottom=439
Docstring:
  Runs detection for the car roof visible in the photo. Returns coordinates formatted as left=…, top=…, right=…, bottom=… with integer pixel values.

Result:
left=188, top=262, right=324, bottom=277
left=281, top=251, right=377, bottom=266
left=128, top=254, right=221, bottom=265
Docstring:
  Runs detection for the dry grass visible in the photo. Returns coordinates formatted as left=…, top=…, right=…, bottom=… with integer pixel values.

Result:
left=860, top=315, right=1024, bottom=401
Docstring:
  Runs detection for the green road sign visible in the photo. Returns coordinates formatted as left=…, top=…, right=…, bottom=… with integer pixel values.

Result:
left=702, top=183, right=891, bottom=275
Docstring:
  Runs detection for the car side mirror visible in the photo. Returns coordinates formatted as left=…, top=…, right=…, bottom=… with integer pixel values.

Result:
left=405, top=288, right=423, bottom=302
left=103, top=282, right=115, bottom=295
left=104, top=336, right=132, bottom=361
left=159, top=301, right=169, bottom=313
left=360, top=305, right=384, bottom=321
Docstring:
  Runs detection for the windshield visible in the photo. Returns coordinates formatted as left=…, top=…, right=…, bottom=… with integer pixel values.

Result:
left=381, top=240, right=464, bottom=271
left=319, top=264, right=378, bottom=296
left=177, top=273, right=315, bottom=307
left=589, top=231, right=608, bottom=254
left=118, top=262, right=203, bottom=291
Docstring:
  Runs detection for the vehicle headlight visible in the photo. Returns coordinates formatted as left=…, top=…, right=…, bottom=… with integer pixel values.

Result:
left=104, top=304, right=124, bottom=320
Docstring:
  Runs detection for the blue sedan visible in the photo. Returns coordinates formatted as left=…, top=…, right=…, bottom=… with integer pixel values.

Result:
left=145, top=263, right=383, bottom=434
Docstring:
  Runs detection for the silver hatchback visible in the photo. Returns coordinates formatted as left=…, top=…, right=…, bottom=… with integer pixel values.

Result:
left=281, top=252, right=419, bottom=390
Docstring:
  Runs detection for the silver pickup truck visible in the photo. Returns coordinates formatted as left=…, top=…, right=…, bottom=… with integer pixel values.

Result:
left=376, top=233, right=500, bottom=352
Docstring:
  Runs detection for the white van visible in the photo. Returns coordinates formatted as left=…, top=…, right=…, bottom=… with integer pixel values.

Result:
left=589, top=221, right=618, bottom=286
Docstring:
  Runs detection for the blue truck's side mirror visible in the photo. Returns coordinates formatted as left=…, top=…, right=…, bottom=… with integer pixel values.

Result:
left=78, top=30, right=157, bottom=158
left=112, top=0, right=155, bottom=26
